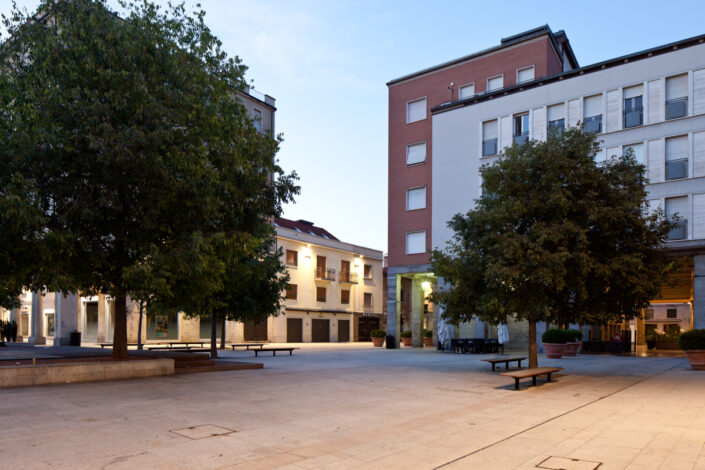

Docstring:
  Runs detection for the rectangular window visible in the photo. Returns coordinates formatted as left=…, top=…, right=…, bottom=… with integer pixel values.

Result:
left=665, top=196, right=688, bottom=240
left=46, top=313, right=55, bottom=336
left=482, top=120, right=498, bottom=156
left=406, top=231, right=426, bottom=255
left=285, top=249, right=298, bottom=267
left=285, top=284, right=297, bottom=300
left=513, top=113, right=529, bottom=145
left=645, top=308, right=654, bottom=320
left=666, top=74, right=688, bottom=120
left=622, top=143, right=644, bottom=165
left=665, top=135, right=688, bottom=180
left=487, top=75, right=503, bottom=91
left=666, top=308, right=678, bottom=319
left=253, top=109, right=262, bottom=133
left=459, top=83, right=475, bottom=99
left=364, top=293, right=373, bottom=307
left=363, top=264, right=372, bottom=280
left=517, top=66, right=534, bottom=83
left=407, top=97, right=427, bottom=123
left=583, top=95, right=603, bottom=133
left=547, top=104, right=565, bottom=135
left=623, top=86, right=643, bottom=128
left=340, top=290, right=350, bottom=304
left=316, top=286, right=326, bottom=302
left=406, top=186, right=426, bottom=211
left=406, top=141, right=426, bottom=165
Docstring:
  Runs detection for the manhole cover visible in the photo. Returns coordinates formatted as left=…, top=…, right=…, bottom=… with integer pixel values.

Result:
left=536, top=456, right=601, bottom=470
left=170, top=424, right=237, bottom=440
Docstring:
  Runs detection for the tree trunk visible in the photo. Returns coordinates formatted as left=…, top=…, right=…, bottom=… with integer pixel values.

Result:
left=137, top=302, right=144, bottom=350
left=220, top=315, right=226, bottom=349
left=528, top=319, right=537, bottom=368
left=112, top=293, right=128, bottom=360
left=210, top=314, right=218, bottom=359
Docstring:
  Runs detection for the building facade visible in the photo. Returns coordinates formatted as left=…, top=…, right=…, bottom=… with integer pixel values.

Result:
left=429, top=32, right=705, bottom=352
left=386, top=26, right=578, bottom=346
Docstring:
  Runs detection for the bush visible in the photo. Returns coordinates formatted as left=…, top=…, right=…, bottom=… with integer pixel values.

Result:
left=423, top=329, right=433, bottom=338
left=400, top=330, right=412, bottom=338
left=679, top=330, right=705, bottom=350
left=565, top=329, right=582, bottom=342
left=542, top=328, right=569, bottom=344
left=370, top=329, right=386, bottom=339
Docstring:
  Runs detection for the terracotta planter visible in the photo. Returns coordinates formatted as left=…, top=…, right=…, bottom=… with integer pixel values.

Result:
left=685, top=350, right=705, bottom=370
left=543, top=343, right=565, bottom=359
left=423, top=337, right=432, bottom=347
left=371, top=337, right=385, bottom=347
left=564, top=342, right=580, bottom=356
left=401, top=337, right=412, bottom=347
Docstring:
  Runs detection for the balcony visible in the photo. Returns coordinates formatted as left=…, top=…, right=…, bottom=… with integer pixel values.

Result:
left=623, top=108, right=643, bottom=128
left=513, top=131, right=529, bottom=145
left=668, top=220, right=688, bottom=241
left=339, top=271, right=358, bottom=284
left=665, top=158, right=688, bottom=180
left=666, top=97, right=688, bottom=120
left=547, top=119, right=564, bottom=136
left=583, top=115, right=602, bottom=134
left=482, top=138, right=498, bottom=156
left=315, top=267, right=336, bottom=281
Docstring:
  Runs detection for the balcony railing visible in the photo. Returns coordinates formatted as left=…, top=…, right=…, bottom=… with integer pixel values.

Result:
left=547, top=119, right=565, bottom=136
left=339, top=271, right=358, bottom=284
left=315, top=267, right=336, bottom=281
left=623, top=108, right=643, bottom=128
left=668, top=220, right=688, bottom=241
left=482, top=138, right=498, bottom=157
left=583, top=115, right=602, bottom=134
left=665, top=158, right=688, bottom=180
left=666, top=97, right=688, bottom=120
left=513, top=131, right=529, bottom=145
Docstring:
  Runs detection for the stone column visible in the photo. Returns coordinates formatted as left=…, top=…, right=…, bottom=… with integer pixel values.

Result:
left=386, top=273, right=400, bottom=347
left=30, top=291, right=46, bottom=345
left=636, top=313, right=646, bottom=353
left=10, top=303, right=22, bottom=342
left=693, top=255, right=705, bottom=330
left=97, top=294, right=107, bottom=343
left=54, top=293, right=80, bottom=346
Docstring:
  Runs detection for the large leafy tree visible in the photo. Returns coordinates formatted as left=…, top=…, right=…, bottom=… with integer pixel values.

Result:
left=0, top=0, right=297, bottom=358
left=431, top=128, right=675, bottom=367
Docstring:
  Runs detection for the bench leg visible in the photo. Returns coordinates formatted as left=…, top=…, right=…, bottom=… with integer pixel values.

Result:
left=254, top=351, right=259, bottom=357
left=289, top=350, right=293, bottom=356
left=547, top=373, right=552, bottom=383
left=514, top=378, right=520, bottom=390
left=273, top=351, right=276, bottom=356
left=491, top=363, right=496, bottom=371
left=532, top=376, right=537, bottom=386
left=518, top=359, right=522, bottom=368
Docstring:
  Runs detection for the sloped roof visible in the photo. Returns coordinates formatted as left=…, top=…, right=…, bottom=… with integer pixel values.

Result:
left=274, top=217, right=338, bottom=241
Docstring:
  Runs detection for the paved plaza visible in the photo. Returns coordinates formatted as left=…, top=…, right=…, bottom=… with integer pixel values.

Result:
left=2, top=343, right=705, bottom=469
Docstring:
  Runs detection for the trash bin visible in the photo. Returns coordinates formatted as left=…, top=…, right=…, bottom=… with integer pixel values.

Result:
left=385, top=335, right=396, bottom=349
left=69, top=331, right=81, bottom=346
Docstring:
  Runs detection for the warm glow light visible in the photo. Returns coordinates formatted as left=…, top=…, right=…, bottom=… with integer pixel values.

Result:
left=422, top=281, right=431, bottom=290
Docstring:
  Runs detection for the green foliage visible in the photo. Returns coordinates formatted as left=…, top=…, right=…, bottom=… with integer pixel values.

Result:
left=400, top=330, right=412, bottom=338
left=370, top=329, right=386, bottom=338
left=678, top=330, right=705, bottom=350
left=565, top=329, right=582, bottom=342
left=431, top=128, right=674, bottom=365
left=423, top=329, right=433, bottom=338
left=0, top=0, right=298, bottom=358
left=542, top=329, right=569, bottom=344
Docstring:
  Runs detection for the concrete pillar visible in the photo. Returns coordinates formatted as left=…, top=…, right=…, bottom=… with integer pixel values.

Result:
left=386, top=273, right=400, bottom=347
left=694, top=255, right=705, bottom=330
left=54, top=293, right=80, bottom=346
left=97, top=294, right=107, bottom=343
left=30, top=291, right=46, bottom=345
left=10, top=304, right=22, bottom=342
left=411, top=278, right=424, bottom=347
left=636, top=314, right=646, bottom=353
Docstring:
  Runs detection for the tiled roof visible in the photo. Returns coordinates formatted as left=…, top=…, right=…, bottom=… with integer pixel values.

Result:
left=274, top=217, right=338, bottom=241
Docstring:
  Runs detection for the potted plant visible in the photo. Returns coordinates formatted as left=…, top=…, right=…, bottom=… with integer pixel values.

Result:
left=370, top=329, right=386, bottom=347
left=679, top=329, right=705, bottom=370
left=400, top=330, right=412, bottom=346
left=646, top=331, right=656, bottom=350
left=542, top=328, right=568, bottom=358
left=423, top=329, right=433, bottom=347
left=564, top=329, right=582, bottom=356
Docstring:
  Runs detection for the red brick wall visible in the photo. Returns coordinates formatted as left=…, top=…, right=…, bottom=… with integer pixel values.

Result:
left=387, top=36, right=564, bottom=268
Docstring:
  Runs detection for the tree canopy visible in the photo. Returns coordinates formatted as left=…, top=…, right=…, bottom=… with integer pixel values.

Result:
left=0, top=0, right=298, bottom=358
left=431, top=128, right=675, bottom=367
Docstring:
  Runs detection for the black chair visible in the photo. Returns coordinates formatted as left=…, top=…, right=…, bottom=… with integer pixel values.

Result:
left=472, top=338, right=485, bottom=354
left=450, top=338, right=459, bottom=354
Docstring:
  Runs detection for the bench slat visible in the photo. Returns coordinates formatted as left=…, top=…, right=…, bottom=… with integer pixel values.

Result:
left=500, top=367, right=562, bottom=379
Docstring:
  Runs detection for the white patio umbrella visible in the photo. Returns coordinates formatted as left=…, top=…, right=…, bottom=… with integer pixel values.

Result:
left=497, top=323, right=510, bottom=354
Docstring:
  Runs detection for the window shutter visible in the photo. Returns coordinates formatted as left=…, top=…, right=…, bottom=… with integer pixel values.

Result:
left=459, top=84, right=475, bottom=99
left=517, top=67, right=534, bottom=83
left=406, top=142, right=426, bottom=165
left=406, top=231, right=426, bottom=255
left=623, top=85, right=643, bottom=99
left=482, top=120, right=498, bottom=140
left=648, top=79, right=664, bottom=123
left=694, top=131, right=705, bottom=178
left=407, top=98, right=427, bottom=123
left=406, top=187, right=426, bottom=210
left=694, top=69, right=705, bottom=115
left=665, top=196, right=688, bottom=219
left=648, top=139, right=663, bottom=183
left=547, top=104, right=564, bottom=121
left=487, top=76, right=503, bottom=91
left=666, top=75, right=688, bottom=100
left=665, top=136, right=688, bottom=161
left=583, top=95, right=602, bottom=118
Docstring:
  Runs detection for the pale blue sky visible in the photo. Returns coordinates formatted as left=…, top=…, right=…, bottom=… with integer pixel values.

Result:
left=4, top=0, right=705, bottom=253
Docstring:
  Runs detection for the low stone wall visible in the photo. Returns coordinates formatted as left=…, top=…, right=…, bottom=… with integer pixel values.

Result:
left=0, top=358, right=174, bottom=388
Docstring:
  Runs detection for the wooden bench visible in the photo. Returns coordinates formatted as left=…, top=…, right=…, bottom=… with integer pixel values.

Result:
left=500, top=367, right=563, bottom=390
left=482, top=356, right=527, bottom=371
left=147, top=345, right=194, bottom=351
left=98, top=343, right=139, bottom=349
left=253, top=347, right=298, bottom=357
left=167, top=341, right=205, bottom=348
left=231, top=343, right=265, bottom=350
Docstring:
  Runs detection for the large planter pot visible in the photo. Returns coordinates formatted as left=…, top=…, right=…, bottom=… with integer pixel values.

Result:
left=401, top=337, right=412, bottom=347
left=371, top=337, right=385, bottom=347
left=564, top=342, right=580, bottom=356
left=685, top=350, right=705, bottom=370
left=423, top=337, right=432, bottom=347
left=544, top=343, right=566, bottom=359
left=646, top=340, right=656, bottom=350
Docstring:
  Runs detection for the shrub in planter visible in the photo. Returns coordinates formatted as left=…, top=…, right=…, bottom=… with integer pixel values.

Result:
left=400, top=330, right=412, bottom=346
left=564, top=329, right=582, bottom=356
left=679, top=330, right=705, bottom=370
left=370, top=329, right=386, bottom=347
left=542, top=328, right=568, bottom=358
left=423, top=329, right=433, bottom=346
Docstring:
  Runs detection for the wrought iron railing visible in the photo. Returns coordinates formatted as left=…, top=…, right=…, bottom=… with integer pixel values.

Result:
left=482, top=138, right=498, bottom=157
left=665, top=158, right=688, bottom=180
left=315, top=267, right=336, bottom=281
left=339, top=271, right=358, bottom=284
left=513, top=131, right=529, bottom=145
left=666, top=97, right=688, bottom=120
